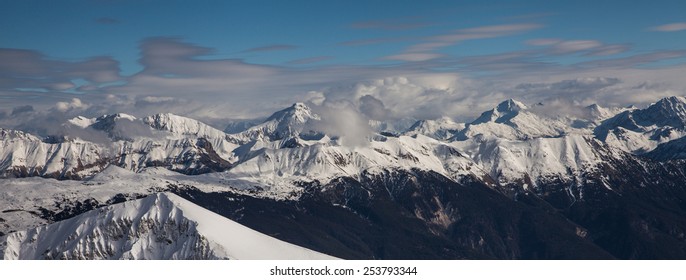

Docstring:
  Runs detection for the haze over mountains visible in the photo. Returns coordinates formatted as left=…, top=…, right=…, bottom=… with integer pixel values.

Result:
left=2, top=95, right=686, bottom=259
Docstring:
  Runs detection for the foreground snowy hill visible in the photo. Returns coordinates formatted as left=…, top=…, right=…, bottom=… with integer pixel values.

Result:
left=0, top=192, right=335, bottom=260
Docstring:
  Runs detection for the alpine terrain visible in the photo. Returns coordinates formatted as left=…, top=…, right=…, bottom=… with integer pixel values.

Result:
left=3, top=96, right=686, bottom=259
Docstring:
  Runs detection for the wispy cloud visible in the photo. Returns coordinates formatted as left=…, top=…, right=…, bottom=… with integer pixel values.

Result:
left=350, top=19, right=429, bottom=31
left=384, top=23, right=543, bottom=62
left=651, top=22, right=686, bottom=32
left=515, top=77, right=622, bottom=98
left=526, top=38, right=562, bottom=46
left=338, top=37, right=412, bottom=46
left=526, top=38, right=630, bottom=56
left=458, top=23, right=543, bottom=34
left=2, top=37, right=686, bottom=129
left=0, top=48, right=122, bottom=93
left=456, top=51, right=557, bottom=74
left=410, top=23, right=543, bottom=52
left=587, top=44, right=630, bottom=56
left=576, top=50, right=686, bottom=68
left=549, top=40, right=603, bottom=54
left=243, top=44, right=298, bottom=52
left=382, top=53, right=444, bottom=62
left=286, top=56, right=333, bottom=65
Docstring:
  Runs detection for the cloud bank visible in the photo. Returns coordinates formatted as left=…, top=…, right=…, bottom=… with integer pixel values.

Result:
left=1, top=36, right=686, bottom=133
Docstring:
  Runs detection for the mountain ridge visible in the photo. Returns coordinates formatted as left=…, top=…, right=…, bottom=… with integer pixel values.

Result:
left=0, top=192, right=336, bottom=260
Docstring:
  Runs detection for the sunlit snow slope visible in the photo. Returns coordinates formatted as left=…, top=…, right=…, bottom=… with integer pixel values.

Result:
left=0, top=193, right=336, bottom=260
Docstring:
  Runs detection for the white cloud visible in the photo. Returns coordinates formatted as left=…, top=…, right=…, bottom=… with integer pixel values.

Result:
left=308, top=100, right=373, bottom=147
left=587, top=44, right=630, bottom=56
left=552, top=40, right=603, bottom=53
left=525, top=38, right=629, bottom=56
left=55, top=98, right=88, bottom=112
left=140, top=96, right=177, bottom=103
left=0, top=48, right=122, bottom=93
left=315, top=74, right=497, bottom=121
left=525, top=38, right=562, bottom=46
left=2, top=37, right=686, bottom=129
left=459, top=23, right=543, bottom=34
left=382, top=53, right=443, bottom=62
left=409, top=23, right=543, bottom=52
left=651, top=22, right=686, bottom=32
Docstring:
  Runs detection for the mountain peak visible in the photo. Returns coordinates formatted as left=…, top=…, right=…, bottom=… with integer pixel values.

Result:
left=66, top=116, right=95, bottom=128
left=586, top=104, right=610, bottom=119
left=265, top=102, right=318, bottom=123
left=90, top=113, right=138, bottom=133
left=497, top=98, right=528, bottom=113
left=657, top=95, right=686, bottom=104
left=292, top=102, right=308, bottom=109
left=239, top=102, right=320, bottom=141
left=144, top=113, right=193, bottom=131
left=472, top=98, right=528, bottom=125
left=0, top=128, right=40, bottom=141
left=96, top=113, right=136, bottom=122
left=594, top=96, right=686, bottom=144
left=637, top=95, right=686, bottom=126
left=405, top=117, right=465, bottom=140
left=651, top=96, right=686, bottom=112
left=143, top=113, right=231, bottom=142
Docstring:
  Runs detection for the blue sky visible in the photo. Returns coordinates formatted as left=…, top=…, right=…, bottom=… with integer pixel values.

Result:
left=1, top=0, right=686, bottom=123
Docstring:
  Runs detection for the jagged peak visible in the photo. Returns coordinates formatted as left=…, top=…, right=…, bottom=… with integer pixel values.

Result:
left=235, top=102, right=321, bottom=142
left=638, top=96, right=686, bottom=120
left=586, top=103, right=603, bottom=110
left=265, top=102, right=319, bottom=123
left=408, top=117, right=461, bottom=130
left=649, top=96, right=686, bottom=111
left=143, top=113, right=228, bottom=140
left=143, top=112, right=195, bottom=128
left=585, top=103, right=610, bottom=117
left=89, top=113, right=138, bottom=133
left=595, top=96, right=686, bottom=141
left=95, top=113, right=137, bottom=122
left=405, top=117, right=465, bottom=140
left=472, top=98, right=528, bottom=125
left=656, top=95, right=686, bottom=104
left=0, top=127, right=41, bottom=141
left=496, top=98, right=528, bottom=113
left=66, top=115, right=95, bottom=128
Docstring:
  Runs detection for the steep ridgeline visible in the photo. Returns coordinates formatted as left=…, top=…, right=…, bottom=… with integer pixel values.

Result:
left=0, top=193, right=335, bottom=260
left=2, top=96, right=686, bottom=259
left=233, top=102, right=321, bottom=143
left=404, top=117, right=465, bottom=140
left=0, top=113, right=239, bottom=178
left=595, top=96, right=686, bottom=153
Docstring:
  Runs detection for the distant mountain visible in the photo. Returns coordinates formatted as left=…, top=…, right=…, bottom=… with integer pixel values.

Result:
left=404, top=117, right=465, bottom=140
left=235, top=102, right=320, bottom=142
left=472, top=98, right=528, bottom=125
left=454, top=99, right=588, bottom=140
left=595, top=96, right=686, bottom=153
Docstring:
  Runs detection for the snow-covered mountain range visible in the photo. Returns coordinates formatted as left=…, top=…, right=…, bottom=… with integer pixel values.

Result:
left=2, top=95, right=686, bottom=259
